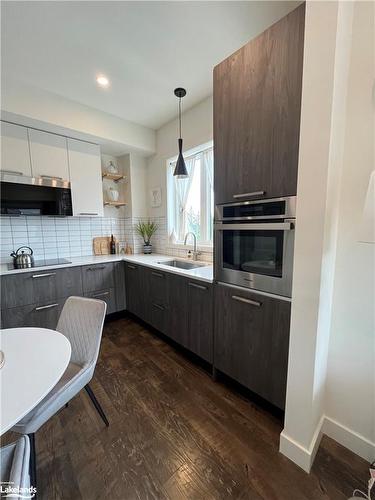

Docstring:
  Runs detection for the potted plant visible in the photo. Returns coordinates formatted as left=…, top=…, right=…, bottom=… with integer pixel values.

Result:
left=135, top=220, right=158, bottom=254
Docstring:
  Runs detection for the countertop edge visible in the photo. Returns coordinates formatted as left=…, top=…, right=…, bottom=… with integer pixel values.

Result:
left=0, top=254, right=214, bottom=283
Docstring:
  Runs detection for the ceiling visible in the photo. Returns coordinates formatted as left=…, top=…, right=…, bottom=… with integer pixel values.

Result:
left=2, top=1, right=300, bottom=130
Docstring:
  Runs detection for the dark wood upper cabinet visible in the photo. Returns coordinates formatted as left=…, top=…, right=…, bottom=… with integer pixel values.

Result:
left=214, top=4, right=305, bottom=204
left=214, top=283, right=291, bottom=409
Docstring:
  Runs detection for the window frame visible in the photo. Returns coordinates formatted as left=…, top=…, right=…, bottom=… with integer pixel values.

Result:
left=166, top=141, right=214, bottom=250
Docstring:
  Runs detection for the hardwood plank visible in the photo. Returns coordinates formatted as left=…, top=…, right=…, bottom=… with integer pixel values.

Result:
left=2, top=316, right=368, bottom=500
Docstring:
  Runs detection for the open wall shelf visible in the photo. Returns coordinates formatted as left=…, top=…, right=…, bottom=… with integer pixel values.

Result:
left=104, top=201, right=127, bottom=208
left=102, top=173, right=127, bottom=183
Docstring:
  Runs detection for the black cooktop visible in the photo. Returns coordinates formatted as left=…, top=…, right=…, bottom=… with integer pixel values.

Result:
left=8, top=258, right=72, bottom=270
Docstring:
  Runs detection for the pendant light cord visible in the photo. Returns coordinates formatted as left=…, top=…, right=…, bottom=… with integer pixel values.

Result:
left=179, top=97, right=182, bottom=139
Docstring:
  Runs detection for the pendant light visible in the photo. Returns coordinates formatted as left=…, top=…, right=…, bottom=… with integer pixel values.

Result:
left=173, top=87, right=188, bottom=178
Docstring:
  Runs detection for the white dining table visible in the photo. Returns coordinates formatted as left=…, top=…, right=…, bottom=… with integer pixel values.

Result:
left=0, top=327, right=71, bottom=435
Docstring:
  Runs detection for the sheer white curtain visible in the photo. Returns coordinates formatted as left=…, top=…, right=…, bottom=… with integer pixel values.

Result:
left=173, top=156, right=196, bottom=241
left=202, top=148, right=213, bottom=189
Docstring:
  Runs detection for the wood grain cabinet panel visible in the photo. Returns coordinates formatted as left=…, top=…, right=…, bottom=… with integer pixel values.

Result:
left=167, top=274, right=188, bottom=344
left=146, top=268, right=169, bottom=333
left=82, top=263, right=115, bottom=293
left=214, top=283, right=291, bottom=409
left=114, top=262, right=126, bottom=311
left=84, top=288, right=117, bottom=315
left=214, top=4, right=305, bottom=204
left=55, top=267, right=83, bottom=298
left=186, top=280, right=213, bottom=363
left=125, top=263, right=148, bottom=319
left=1, top=298, right=67, bottom=330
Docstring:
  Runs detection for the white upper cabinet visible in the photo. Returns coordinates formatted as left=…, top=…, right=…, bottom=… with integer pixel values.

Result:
left=68, top=138, right=104, bottom=217
left=0, top=122, right=32, bottom=176
left=29, top=129, right=70, bottom=181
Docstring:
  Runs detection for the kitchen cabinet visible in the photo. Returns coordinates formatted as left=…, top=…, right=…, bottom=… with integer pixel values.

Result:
left=146, top=267, right=169, bottom=332
left=67, top=138, right=104, bottom=217
left=82, top=263, right=115, bottom=293
left=214, top=4, right=305, bottom=204
left=186, top=280, right=213, bottom=363
left=214, top=283, right=291, bottom=409
left=125, top=263, right=148, bottom=319
left=167, top=274, right=188, bottom=344
left=84, top=288, right=117, bottom=315
left=114, top=262, right=126, bottom=311
left=29, top=129, right=70, bottom=181
left=0, top=262, right=122, bottom=329
left=124, top=263, right=213, bottom=363
left=1, top=298, right=66, bottom=330
left=0, top=122, right=32, bottom=177
left=1, top=267, right=82, bottom=309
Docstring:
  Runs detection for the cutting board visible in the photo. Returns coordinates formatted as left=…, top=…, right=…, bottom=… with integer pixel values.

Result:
left=93, top=236, right=118, bottom=255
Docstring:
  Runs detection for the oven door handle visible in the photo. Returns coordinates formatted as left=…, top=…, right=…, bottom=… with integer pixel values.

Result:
left=214, top=222, right=294, bottom=231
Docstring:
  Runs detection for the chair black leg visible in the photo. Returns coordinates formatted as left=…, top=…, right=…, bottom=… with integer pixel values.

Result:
left=28, top=432, right=37, bottom=498
left=84, top=384, right=109, bottom=427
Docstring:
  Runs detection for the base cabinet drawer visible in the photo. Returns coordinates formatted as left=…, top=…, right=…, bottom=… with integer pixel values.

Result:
left=84, top=288, right=116, bottom=315
left=1, top=267, right=82, bottom=309
left=214, top=283, right=291, bottom=409
left=82, top=263, right=115, bottom=293
left=1, top=299, right=66, bottom=330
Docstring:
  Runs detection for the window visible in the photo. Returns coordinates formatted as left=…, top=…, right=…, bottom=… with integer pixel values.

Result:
left=167, top=143, right=214, bottom=246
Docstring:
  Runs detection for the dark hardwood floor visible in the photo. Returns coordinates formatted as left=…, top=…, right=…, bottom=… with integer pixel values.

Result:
left=4, top=316, right=369, bottom=499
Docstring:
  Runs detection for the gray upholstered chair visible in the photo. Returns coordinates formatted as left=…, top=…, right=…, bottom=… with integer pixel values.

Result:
left=12, top=296, right=109, bottom=492
left=0, top=435, right=31, bottom=494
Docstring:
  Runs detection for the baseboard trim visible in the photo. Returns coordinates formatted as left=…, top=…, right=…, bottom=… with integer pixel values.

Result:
left=279, top=415, right=325, bottom=473
left=322, top=416, right=375, bottom=463
left=280, top=415, right=375, bottom=472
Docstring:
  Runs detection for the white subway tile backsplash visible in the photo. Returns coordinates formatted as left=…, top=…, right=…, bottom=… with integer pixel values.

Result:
left=0, top=216, right=136, bottom=263
left=0, top=214, right=212, bottom=263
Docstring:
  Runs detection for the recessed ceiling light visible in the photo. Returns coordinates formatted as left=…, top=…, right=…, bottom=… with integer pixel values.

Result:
left=96, top=75, right=110, bottom=88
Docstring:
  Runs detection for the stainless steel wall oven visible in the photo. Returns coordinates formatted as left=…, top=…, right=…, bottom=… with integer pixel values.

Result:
left=214, top=196, right=296, bottom=297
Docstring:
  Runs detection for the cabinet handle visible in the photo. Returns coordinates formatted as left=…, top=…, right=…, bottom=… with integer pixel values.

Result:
left=87, top=266, right=105, bottom=271
left=233, top=191, right=265, bottom=199
left=32, top=272, right=56, bottom=279
left=188, top=282, right=207, bottom=291
left=231, top=295, right=262, bottom=307
left=127, top=265, right=136, bottom=269
left=151, top=271, right=164, bottom=278
left=35, top=303, right=59, bottom=311
left=79, top=212, right=98, bottom=216
left=92, top=291, right=109, bottom=298
left=2, top=170, right=23, bottom=176
left=40, top=175, right=63, bottom=180
left=152, top=302, right=165, bottom=311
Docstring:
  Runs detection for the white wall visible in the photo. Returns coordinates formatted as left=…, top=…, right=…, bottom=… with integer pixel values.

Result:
left=146, top=96, right=213, bottom=219
left=281, top=0, right=375, bottom=471
left=324, top=0, right=375, bottom=460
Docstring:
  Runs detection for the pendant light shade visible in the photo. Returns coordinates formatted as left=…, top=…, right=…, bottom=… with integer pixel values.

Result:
left=174, top=138, right=188, bottom=178
left=173, top=88, right=188, bottom=178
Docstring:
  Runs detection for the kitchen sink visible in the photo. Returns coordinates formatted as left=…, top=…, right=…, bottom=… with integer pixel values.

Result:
left=158, top=259, right=207, bottom=270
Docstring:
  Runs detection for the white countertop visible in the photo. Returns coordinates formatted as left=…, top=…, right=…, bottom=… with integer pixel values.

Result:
left=0, top=253, right=214, bottom=283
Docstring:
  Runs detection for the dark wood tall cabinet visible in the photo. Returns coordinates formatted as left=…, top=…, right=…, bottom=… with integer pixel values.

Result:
left=214, top=4, right=305, bottom=204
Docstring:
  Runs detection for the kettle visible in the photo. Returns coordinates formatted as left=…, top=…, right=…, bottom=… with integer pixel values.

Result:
left=10, top=246, right=34, bottom=269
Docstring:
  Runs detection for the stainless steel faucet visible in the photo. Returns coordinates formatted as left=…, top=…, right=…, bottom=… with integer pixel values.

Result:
left=184, top=232, right=200, bottom=261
